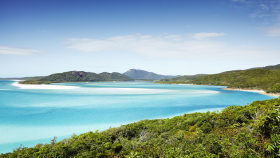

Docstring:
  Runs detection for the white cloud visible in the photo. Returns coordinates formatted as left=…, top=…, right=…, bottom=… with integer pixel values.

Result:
left=65, top=33, right=280, bottom=61
left=260, top=4, right=269, bottom=10
left=231, top=0, right=249, bottom=3
left=192, top=32, right=227, bottom=40
left=0, top=46, right=41, bottom=55
left=249, top=11, right=271, bottom=18
left=263, top=23, right=280, bottom=36
left=65, top=34, right=225, bottom=59
left=231, top=0, right=280, bottom=18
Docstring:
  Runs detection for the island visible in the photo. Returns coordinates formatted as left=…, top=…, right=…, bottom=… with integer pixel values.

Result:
left=19, top=71, right=134, bottom=84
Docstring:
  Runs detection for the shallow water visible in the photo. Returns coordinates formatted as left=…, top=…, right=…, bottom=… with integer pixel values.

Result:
left=0, top=80, right=276, bottom=153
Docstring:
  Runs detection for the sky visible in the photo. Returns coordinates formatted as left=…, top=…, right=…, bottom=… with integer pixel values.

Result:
left=1, top=0, right=280, bottom=77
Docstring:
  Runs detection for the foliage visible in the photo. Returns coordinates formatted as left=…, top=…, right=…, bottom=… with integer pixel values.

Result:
left=267, top=83, right=280, bottom=93
left=258, top=64, right=280, bottom=70
left=1, top=98, right=280, bottom=157
left=154, top=74, right=208, bottom=84
left=155, top=64, right=280, bottom=94
left=189, top=69, right=280, bottom=93
left=19, top=71, right=134, bottom=84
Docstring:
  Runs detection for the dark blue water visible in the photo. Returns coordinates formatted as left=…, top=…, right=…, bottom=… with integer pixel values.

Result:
left=0, top=80, right=275, bottom=153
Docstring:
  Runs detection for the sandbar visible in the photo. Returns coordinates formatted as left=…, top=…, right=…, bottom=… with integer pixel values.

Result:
left=12, top=82, right=79, bottom=89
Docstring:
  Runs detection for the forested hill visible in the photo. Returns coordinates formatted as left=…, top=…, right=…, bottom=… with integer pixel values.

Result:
left=156, top=64, right=280, bottom=84
left=155, top=74, right=209, bottom=84
left=19, top=71, right=134, bottom=84
left=2, top=98, right=280, bottom=157
left=154, top=64, right=280, bottom=93
left=190, top=68, right=280, bottom=93
left=123, top=69, right=180, bottom=80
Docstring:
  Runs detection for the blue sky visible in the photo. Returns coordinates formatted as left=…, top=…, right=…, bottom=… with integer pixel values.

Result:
left=1, top=0, right=280, bottom=77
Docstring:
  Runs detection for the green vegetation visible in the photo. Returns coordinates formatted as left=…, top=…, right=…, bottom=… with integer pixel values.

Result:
left=190, top=69, right=280, bottom=93
left=19, top=71, right=134, bottom=84
left=155, top=64, right=280, bottom=94
left=2, top=98, right=280, bottom=157
left=154, top=74, right=208, bottom=84
left=253, top=64, right=280, bottom=70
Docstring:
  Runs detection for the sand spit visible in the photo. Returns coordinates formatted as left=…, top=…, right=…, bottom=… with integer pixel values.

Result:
left=223, top=88, right=280, bottom=97
left=12, top=82, right=79, bottom=89
left=223, top=88, right=264, bottom=93
left=259, top=92, right=280, bottom=97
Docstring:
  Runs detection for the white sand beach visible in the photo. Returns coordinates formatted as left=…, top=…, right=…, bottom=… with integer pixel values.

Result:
left=12, top=82, right=79, bottom=89
left=223, top=88, right=280, bottom=97
left=259, top=92, right=280, bottom=97
left=223, top=88, right=264, bottom=93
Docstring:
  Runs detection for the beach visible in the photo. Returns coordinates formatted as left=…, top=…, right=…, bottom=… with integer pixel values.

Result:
left=259, top=92, right=280, bottom=97
left=12, top=82, right=79, bottom=89
left=223, top=88, right=280, bottom=97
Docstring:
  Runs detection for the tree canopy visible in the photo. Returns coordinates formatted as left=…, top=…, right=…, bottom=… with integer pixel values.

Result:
left=19, top=71, right=134, bottom=84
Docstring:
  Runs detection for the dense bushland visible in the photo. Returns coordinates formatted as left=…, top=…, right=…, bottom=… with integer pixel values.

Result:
left=1, top=98, right=280, bottom=157
left=190, top=69, right=280, bottom=93
left=156, top=68, right=280, bottom=94
left=19, top=71, right=134, bottom=84
left=155, top=74, right=208, bottom=84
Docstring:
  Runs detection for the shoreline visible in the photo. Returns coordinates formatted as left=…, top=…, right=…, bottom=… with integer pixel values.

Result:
left=223, top=88, right=280, bottom=97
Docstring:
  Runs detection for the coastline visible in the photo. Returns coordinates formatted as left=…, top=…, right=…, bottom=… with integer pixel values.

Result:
left=12, top=82, right=79, bottom=90
left=259, top=92, right=280, bottom=97
left=223, top=88, right=280, bottom=97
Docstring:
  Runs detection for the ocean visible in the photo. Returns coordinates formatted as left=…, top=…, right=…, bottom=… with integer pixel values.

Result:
left=0, top=80, right=276, bottom=153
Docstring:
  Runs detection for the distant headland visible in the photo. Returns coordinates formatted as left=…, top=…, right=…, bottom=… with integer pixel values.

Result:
left=19, top=71, right=134, bottom=84
left=155, top=64, right=280, bottom=96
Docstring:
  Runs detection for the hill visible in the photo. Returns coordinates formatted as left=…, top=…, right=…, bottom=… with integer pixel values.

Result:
left=2, top=98, right=280, bottom=157
left=190, top=68, right=280, bottom=93
left=19, top=71, right=134, bottom=84
left=153, top=64, right=280, bottom=94
left=123, top=69, right=179, bottom=80
left=155, top=74, right=209, bottom=84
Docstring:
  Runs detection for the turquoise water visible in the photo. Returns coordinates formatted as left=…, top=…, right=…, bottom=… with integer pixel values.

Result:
left=0, top=80, right=276, bottom=153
